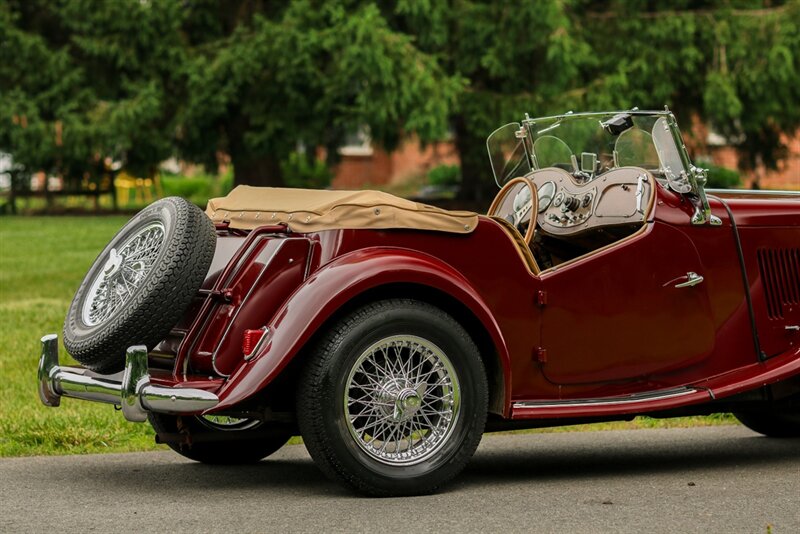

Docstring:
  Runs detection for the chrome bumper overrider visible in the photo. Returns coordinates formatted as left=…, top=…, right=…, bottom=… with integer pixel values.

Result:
left=37, top=334, right=219, bottom=422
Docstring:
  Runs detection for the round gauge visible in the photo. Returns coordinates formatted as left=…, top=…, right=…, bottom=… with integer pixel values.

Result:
left=537, top=181, right=557, bottom=213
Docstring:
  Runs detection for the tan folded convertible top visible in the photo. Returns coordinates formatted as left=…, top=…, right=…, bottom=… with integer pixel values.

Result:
left=206, top=186, right=479, bottom=234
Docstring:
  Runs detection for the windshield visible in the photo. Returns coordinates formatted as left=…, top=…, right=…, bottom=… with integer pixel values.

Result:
left=486, top=122, right=532, bottom=185
left=487, top=111, right=689, bottom=187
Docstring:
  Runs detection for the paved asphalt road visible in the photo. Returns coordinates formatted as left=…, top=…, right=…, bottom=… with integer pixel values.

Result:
left=1, top=425, right=798, bottom=533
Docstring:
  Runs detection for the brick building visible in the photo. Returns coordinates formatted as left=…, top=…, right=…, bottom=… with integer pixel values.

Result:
left=705, top=135, right=800, bottom=190
left=331, top=135, right=459, bottom=190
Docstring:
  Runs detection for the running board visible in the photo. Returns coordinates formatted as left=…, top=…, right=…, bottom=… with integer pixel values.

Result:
left=511, top=387, right=711, bottom=419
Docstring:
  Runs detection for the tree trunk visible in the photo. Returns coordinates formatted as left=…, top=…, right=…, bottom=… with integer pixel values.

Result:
left=226, top=116, right=284, bottom=188
left=230, top=150, right=284, bottom=188
left=453, top=114, right=496, bottom=209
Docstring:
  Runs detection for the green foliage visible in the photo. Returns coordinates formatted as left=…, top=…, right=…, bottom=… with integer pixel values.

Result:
left=701, top=162, right=742, bottom=189
left=159, top=169, right=234, bottom=207
left=1, top=1, right=461, bottom=189
left=394, top=0, right=800, bottom=198
left=0, top=0, right=185, bottom=182
left=281, top=153, right=332, bottom=190
left=574, top=0, right=800, bottom=171
left=427, top=164, right=461, bottom=187
left=178, top=1, right=462, bottom=185
left=1, top=0, right=798, bottom=200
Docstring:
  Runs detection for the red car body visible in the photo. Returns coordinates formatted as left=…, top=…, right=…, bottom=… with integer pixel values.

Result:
left=38, top=110, right=800, bottom=495
left=145, top=187, right=799, bottom=425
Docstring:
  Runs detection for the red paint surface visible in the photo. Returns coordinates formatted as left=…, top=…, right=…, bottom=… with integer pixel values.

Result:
left=163, top=181, right=799, bottom=420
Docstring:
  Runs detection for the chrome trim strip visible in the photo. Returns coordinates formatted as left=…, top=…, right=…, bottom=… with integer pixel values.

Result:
left=523, top=110, right=670, bottom=124
left=38, top=335, right=219, bottom=422
left=706, top=188, right=800, bottom=197
left=512, top=387, right=696, bottom=410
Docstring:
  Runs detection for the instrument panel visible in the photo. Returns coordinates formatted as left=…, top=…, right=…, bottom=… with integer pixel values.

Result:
left=530, top=167, right=654, bottom=237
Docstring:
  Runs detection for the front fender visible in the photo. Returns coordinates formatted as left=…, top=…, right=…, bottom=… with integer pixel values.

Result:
left=211, top=247, right=510, bottom=411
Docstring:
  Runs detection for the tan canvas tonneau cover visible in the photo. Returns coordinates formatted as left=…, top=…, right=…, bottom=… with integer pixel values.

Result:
left=206, top=186, right=478, bottom=234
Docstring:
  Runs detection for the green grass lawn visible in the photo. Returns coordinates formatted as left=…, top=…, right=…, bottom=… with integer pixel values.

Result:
left=0, top=216, right=159, bottom=456
left=0, top=215, right=737, bottom=458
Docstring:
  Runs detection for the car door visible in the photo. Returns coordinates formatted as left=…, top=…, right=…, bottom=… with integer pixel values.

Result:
left=538, top=221, right=716, bottom=385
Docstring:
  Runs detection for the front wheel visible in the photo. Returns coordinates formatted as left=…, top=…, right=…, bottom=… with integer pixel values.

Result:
left=734, top=406, right=800, bottom=438
left=297, top=299, right=488, bottom=496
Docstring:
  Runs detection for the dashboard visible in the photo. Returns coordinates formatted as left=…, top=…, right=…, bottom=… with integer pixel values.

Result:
left=528, top=167, right=655, bottom=237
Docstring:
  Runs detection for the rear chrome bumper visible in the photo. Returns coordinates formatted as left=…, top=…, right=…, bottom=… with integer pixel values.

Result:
left=37, top=334, right=219, bottom=422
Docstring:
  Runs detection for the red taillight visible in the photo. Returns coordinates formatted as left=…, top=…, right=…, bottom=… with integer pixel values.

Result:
left=242, top=328, right=266, bottom=357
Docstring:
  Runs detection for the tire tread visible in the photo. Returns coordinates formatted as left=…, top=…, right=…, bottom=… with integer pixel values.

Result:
left=63, top=197, right=216, bottom=373
left=296, top=298, right=487, bottom=496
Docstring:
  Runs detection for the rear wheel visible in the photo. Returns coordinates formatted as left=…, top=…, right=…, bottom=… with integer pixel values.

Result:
left=734, top=407, right=800, bottom=438
left=149, top=413, right=292, bottom=464
left=297, top=299, right=488, bottom=496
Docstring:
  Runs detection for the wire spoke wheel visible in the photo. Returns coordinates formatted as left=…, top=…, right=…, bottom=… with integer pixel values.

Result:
left=148, top=413, right=291, bottom=464
left=81, top=222, right=166, bottom=326
left=198, top=415, right=261, bottom=431
left=344, top=335, right=461, bottom=466
left=297, top=299, right=487, bottom=496
left=64, top=197, right=216, bottom=373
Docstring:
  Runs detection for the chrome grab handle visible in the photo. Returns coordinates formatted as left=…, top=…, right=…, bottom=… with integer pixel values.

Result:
left=674, top=271, right=704, bottom=288
left=635, top=174, right=648, bottom=214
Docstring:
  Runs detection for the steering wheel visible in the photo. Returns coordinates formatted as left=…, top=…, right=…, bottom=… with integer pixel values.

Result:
left=487, top=176, right=538, bottom=245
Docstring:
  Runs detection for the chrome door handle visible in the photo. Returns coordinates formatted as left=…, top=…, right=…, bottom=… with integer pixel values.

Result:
left=674, top=272, right=704, bottom=288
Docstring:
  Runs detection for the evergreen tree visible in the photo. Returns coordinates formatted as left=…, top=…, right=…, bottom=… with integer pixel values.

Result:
left=1, top=0, right=798, bottom=198
left=177, top=0, right=460, bottom=186
left=0, top=0, right=185, bottom=182
left=390, top=0, right=800, bottom=200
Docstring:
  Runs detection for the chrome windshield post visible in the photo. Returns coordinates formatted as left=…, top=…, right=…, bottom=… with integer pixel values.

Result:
left=665, top=114, right=722, bottom=226
left=687, top=165, right=722, bottom=226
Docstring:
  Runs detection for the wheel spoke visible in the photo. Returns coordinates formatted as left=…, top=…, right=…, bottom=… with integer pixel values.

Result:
left=82, top=222, right=165, bottom=327
left=343, top=334, right=461, bottom=466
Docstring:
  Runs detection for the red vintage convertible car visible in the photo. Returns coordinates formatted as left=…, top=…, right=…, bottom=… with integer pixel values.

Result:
left=38, top=110, right=799, bottom=496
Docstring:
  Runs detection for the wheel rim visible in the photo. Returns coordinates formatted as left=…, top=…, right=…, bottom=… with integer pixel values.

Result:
left=344, top=335, right=461, bottom=466
left=81, top=222, right=166, bottom=326
left=197, top=415, right=261, bottom=431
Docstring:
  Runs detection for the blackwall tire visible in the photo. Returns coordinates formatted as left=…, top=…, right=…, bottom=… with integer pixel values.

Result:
left=296, top=299, right=488, bottom=496
left=63, top=197, right=216, bottom=373
left=734, top=408, right=800, bottom=438
left=148, top=413, right=292, bottom=464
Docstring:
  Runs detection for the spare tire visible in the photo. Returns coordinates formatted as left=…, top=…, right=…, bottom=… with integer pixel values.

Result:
left=63, top=197, right=216, bottom=373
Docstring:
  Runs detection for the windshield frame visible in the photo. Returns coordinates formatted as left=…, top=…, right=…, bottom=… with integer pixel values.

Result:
left=526, top=110, right=685, bottom=171
left=487, top=109, right=700, bottom=194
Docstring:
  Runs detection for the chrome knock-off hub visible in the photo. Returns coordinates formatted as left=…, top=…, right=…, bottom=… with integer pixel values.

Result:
left=393, top=388, right=422, bottom=422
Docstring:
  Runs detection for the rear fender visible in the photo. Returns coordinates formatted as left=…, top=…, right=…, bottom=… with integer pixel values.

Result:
left=211, top=247, right=510, bottom=410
